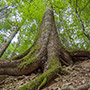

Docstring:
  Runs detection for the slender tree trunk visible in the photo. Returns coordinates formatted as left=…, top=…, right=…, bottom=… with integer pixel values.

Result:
left=7, top=35, right=20, bottom=58
left=0, top=25, right=19, bottom=57
left=0, top=6, right=9, bottom=12
left=0, top=7, right=90, bottom=90
left=0, top=12, right=9, bottom=19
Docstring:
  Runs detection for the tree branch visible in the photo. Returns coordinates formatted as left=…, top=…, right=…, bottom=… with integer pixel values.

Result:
left=0, top=6, right=8, bottom=12
left=80, top=0, right=90, bottom=12
left=75, top=0, right=90, bottom=40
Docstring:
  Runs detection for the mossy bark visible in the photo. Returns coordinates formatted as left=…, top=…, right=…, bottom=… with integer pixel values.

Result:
left=0, top=7, right=90, bottom=90
left=18, top=66, right=60, bottom=90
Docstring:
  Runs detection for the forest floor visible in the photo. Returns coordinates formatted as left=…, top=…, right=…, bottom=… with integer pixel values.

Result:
left=0, top=59, right=90, bottom=90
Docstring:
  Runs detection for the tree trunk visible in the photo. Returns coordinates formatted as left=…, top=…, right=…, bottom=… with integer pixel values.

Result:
left=0, top=7, right=90, bottom=90
left=0, top=25, right=19, bottom=57
left=7, top=35, right=20, bottom=58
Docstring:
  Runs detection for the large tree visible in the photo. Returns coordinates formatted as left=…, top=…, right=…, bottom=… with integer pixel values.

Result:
left=0, top=0, right=90, bottom=90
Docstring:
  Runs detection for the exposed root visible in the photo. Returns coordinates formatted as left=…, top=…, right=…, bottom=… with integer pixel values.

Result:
left=0, top=40, right=47, bottom=75
left=18, top=65, right=61, bottom=90
left=70, top=50, right=90, bottom=61
left=0, top=60, right=21, bottom=75
left=60, top=50, right=73, bottom=65
left=0, top=47, right=46, bottom=75
left=0, top=60, right=21, bottom=68
left=38, top=77, right=47, bottom=90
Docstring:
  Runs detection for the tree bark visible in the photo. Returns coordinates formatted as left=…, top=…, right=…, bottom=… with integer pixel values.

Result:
left=0, top=25, right=19, bottom=57
left=0, top=7, right=90, bottom=90
left=7, top=35, right=20, bottom=58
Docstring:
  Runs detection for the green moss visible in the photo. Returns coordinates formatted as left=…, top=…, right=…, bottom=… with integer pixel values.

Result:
left=49, top=56, right=62, bottom=69
left=17, top=84, right=28, bottom=90
left=49, top=60, right=61, bottom=68
left=19, top=56, right=38, bottom=69
left=18, top=54, right=62, bottom=90
left=19, top=44, right=39, bottom=69
left=66, top=48, right=89, bottom=52
left=61, top=88, right=71, bottom=90
left=29, top=45, right=38, bottom=55
left=66, top=49, right=75, bottom=52
left=28, top=75, right=45, bottom=89
left=18, top=64, right=60, bottom=90
left=26, top=56, right=37, bottom=64
left=19, top=61, right=26, bottom=69
left=65, top=48, right=79, bottom=52
left=28, top=81, right=36, bottom=89
left=22, top=44, right=39, bottom=60
left=18, top=74, right=45, bottom=90
left=38, top=77, right=47, bottom=89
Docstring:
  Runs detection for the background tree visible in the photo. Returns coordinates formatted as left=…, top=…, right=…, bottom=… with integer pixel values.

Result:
left=0, top=25, right=19, bottom=57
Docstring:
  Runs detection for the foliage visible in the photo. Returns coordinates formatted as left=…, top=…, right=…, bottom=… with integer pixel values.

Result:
left=0, top=0, right=90, bottom=58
